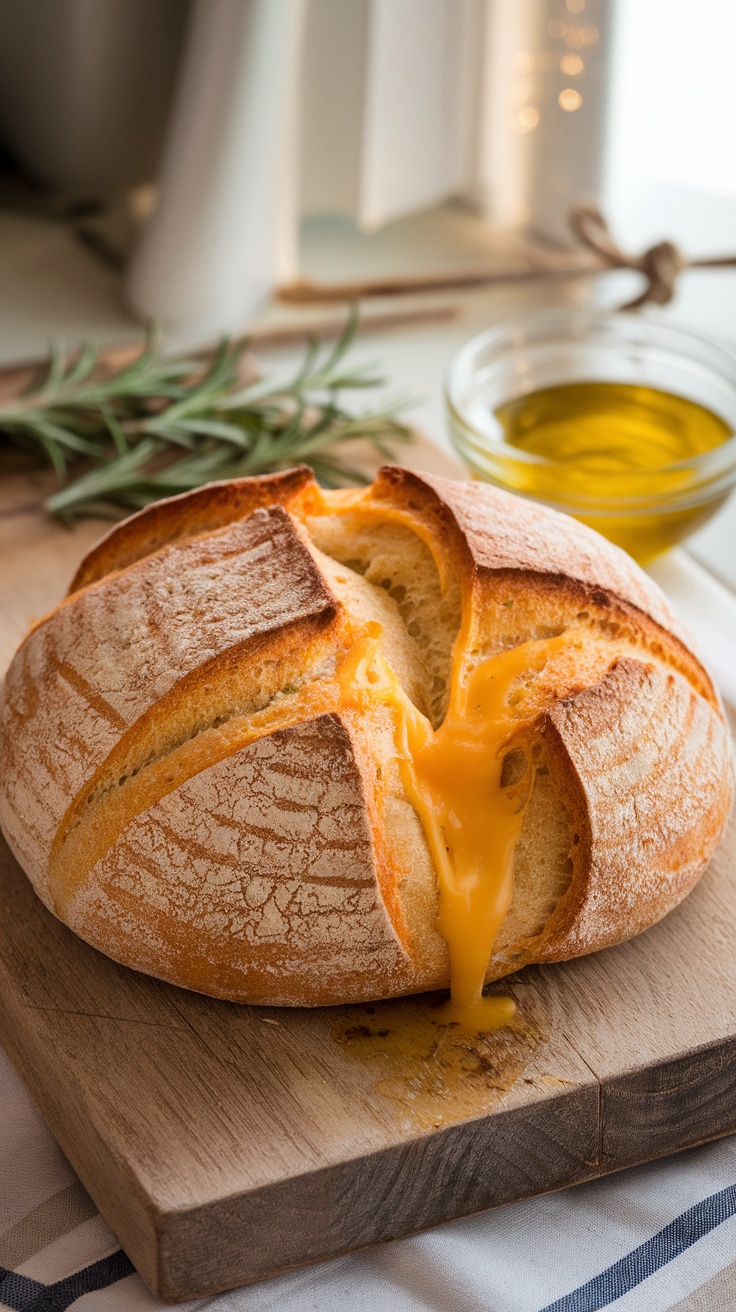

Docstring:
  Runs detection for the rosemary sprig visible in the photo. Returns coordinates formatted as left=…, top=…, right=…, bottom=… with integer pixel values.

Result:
left=0, top=311, right=412, bottom=521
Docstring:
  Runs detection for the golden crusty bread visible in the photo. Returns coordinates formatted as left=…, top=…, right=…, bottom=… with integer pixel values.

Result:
left=0, top=465, right=731, bottom=1007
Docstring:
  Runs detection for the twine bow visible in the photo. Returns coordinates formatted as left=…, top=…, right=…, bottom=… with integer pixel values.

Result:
left=570, top=204, right=736, bottom=310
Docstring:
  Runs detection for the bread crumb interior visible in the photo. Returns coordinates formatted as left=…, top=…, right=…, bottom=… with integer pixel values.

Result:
left=306, top=511, right=462, bottom=726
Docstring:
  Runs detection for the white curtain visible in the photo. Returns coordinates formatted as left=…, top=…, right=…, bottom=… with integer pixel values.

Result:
left=125, top=0, right=614, bottom=335
left=298, top=0, right=612, bottom=239
left=299, top=0, right=483, bottom=229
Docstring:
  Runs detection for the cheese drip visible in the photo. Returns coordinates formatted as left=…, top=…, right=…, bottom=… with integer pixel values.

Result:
left=339, top=624, right=564, bottom=1033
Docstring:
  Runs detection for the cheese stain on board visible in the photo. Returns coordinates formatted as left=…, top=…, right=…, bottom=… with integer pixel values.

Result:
left=330, top=987, right=542, bottom=1128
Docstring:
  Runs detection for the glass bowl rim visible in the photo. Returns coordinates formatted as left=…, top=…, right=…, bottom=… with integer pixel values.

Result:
left=444, top=306, right=736, bottom=480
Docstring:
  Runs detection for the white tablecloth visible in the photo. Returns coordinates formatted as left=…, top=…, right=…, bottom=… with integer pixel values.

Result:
left=2, top=550, right=735, bottom=1312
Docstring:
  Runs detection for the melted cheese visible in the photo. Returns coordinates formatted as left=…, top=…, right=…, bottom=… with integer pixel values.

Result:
left=338, top=622, right=570, bottom=1032
left=51, top=489, right=576, bottom=1031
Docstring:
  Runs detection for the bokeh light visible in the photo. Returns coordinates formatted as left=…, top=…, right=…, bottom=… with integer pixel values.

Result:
left=558, top=88, right=583, bottom=110
left=560, top=53, right=584, bottom=75
left=518, top=107, right=540, bottom=131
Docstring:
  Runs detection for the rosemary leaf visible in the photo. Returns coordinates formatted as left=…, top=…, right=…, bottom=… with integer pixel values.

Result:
left=0, top=312, right=413, bottom=521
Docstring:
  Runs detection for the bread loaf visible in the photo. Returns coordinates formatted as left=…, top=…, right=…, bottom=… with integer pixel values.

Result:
left=0, top=466, right=731, bottom=1025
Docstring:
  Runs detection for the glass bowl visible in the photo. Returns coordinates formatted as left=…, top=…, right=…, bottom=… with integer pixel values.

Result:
left=445, top=308, right=736, bottom=562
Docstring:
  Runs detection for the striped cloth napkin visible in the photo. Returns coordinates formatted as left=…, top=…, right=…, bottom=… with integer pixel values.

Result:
left=2, top=549, right=735, bottom=1312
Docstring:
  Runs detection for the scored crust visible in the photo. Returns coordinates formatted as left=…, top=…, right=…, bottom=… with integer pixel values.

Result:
left=0, top=504, right=340, bottom=903
left=0, top=465, right=731, bottom=1005
left=67, top=714, right=415, bottom=1008
left=369, top=467, right=716, bottom=703
left=488, top=658, right=733, bottom=980
left=67, top=466, right=316, bottom=594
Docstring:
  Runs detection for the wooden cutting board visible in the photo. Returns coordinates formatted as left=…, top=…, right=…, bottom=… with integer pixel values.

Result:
left=1, top=449, right=736, bottom=1303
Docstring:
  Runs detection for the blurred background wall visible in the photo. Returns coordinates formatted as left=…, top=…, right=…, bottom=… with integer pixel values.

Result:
left=0, top=0, right=732, bottom=336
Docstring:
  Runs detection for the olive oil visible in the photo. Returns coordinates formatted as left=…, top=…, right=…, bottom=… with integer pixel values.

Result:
left=492, top=381, right=732, bottom=562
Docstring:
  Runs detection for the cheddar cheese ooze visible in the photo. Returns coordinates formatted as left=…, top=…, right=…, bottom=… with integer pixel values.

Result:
left=0, top=466, right=731, bottom=1018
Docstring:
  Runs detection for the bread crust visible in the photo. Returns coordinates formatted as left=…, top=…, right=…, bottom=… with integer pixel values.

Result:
left=372, top=467, right=718, bottom=705
left=0, top=504, right=339, bottom=902
left=66, top=714, right=414, bottom=1006
left=0, top=466, right=731, bottom=1005
left=487, top=658, right=733, bottom=980
left=68, top=466, right=316, bottom=594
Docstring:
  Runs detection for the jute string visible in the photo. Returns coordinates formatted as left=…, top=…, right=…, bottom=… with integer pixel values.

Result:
left=278, top=204, right=736, bottom=311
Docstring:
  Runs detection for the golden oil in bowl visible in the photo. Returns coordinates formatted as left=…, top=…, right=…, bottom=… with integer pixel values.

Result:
left=446, top=311, right=736, bottom=563
left=495, top=380, right=731, bottom=559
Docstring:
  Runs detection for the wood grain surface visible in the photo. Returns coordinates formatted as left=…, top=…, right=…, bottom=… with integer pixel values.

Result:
left=1, top=447, right=735, bottom=1301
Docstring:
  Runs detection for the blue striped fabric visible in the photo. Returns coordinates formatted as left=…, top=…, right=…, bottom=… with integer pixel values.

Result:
left=0, top=1267, right=46, bottom=1311
left=3, top=1189, right=735, bottom=1312
left=540, top=1183, right=736, bottom=1312
left=0, top=1251, right=133, bottom=1311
